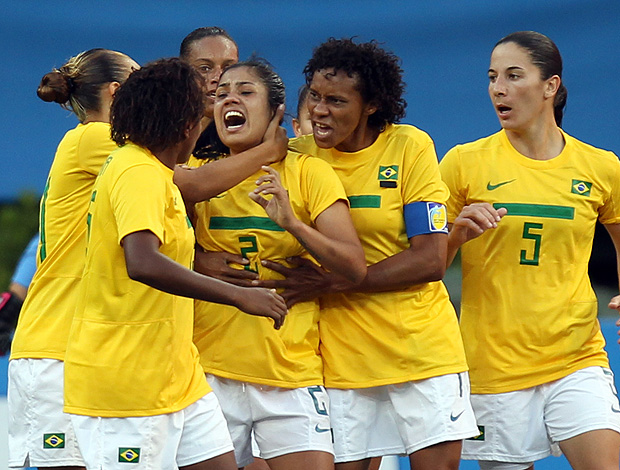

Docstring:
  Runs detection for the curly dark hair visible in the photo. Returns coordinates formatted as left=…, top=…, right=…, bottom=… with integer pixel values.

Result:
left=110, top=58, right=205, bottom=151
left=303, top=38, right=406, bottom=131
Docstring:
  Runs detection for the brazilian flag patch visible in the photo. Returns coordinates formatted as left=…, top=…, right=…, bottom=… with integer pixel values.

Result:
left=119, top=447, right=141, bottom=463
left=571, top=179, right=592, bottom=196
left=467, top=425, right=485, bottom=441
left=43, top=433, right=65, bottom=448
left=378, top=165, right=399, bottom=188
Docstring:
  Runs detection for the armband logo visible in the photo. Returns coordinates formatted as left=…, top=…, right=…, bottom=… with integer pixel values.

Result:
left=428, top=203, right=448, bottom=232
left=378, top=165, right=399, bottom=188
left=571, top=179, right=592, bottom=197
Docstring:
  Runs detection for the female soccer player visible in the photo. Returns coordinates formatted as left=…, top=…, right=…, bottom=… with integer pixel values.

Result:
left=439, top=31, right=620, bottom=470
left=63, top=58, right=287, bottom=470
left=7, top=48, right=138, bottom=470
left=191, top=58, right=366, bottom=470
left=258, top=38, right=479, bottom=470
left=174, top=26, right=288, bottom=204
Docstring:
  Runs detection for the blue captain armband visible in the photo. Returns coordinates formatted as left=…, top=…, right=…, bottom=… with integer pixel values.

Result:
left=403, top=202, right=448, bottom=238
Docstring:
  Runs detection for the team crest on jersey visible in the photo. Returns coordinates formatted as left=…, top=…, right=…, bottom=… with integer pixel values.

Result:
left=427, top=202, right=448, bottom=232
left=571, top=179, right=592, bottom=196
left=43, top=433, right=65, bottom=448
left=378, top=165, right=399, bottom=188
left=119, top=447, right=141, bottom=463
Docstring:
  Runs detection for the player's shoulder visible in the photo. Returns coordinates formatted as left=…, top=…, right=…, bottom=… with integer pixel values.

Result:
left=563, top=131, right=619, bottom=165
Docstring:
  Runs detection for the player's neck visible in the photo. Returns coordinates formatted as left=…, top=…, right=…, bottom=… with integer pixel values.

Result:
left=505, top=119, right=564, bottom=161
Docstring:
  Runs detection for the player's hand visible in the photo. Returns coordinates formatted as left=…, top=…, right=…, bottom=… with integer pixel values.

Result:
left=451, top=203, right=508, bottom=245
left=0, top=291, right=23, bottom=356
left=194, top=250, right=258, bottom=287
left=249, top=166, right=297, bottom=230
left=235, top=287, right=288, bottom=329
left=261, top=105, right=287, bottom=164
left=253, top=257, right=335, bottom=308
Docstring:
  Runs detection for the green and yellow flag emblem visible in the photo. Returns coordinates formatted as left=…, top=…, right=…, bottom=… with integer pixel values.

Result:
left=119, top=447, right=140, bottom=463
left=571, top=179, right=592, bottom=196
left=43, top=433, right=65, bottom=448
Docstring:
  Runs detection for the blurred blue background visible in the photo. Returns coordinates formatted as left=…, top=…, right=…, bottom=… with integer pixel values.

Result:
left=1, top=0, right=619, bottom=200
left=1, top=1, right=619, bottom=468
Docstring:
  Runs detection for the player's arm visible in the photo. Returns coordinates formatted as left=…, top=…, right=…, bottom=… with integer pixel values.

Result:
left=174, top=105, right=287, bottom=204
left=604, top=223, right=620, bottom=343
left=446, top=203, right=508, bottom=267
left=257, top=201, right=453, bottom=306
left=122, top=230, right=287, bottom=329
left=249, top=165, right=366, bottom=284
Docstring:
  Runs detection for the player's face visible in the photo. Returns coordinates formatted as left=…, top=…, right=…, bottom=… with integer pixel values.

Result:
left=488, top=42, right=558, bottom=133
left=177, top=117, right=205, bottom=164
left=307, top=69, right=375, bottom=152
left=185, top=36, right=238, bottom=119
left=214, top=66, right=273, bottom=155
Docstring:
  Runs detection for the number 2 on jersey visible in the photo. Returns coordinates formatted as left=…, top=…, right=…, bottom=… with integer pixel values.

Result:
left=520, top=222, right=542, bottom=266
left=239, top=235, right=259, bottom=272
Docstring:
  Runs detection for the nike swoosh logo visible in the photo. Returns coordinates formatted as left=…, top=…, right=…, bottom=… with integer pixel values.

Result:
left=487, top=179, right=516, bottom=191
left=450, top=410, right=465, bottom=422
left=315, top=424, right=331, bottom=433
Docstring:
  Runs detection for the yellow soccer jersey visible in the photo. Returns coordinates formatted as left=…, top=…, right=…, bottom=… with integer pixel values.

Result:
left=11, top=122, right=117, bottom=361
left=64, top=143, right=208, bottom=417
left=291, top=124, right=468, bottom=388
left=440, top=129, right=620, bottom=394
left=192, top=151, right=347, bottom=387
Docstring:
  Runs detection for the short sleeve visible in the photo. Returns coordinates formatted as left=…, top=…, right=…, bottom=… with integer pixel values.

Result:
left=110, top=164, right=168, bottom=245
left=299, top=156, right=348, bottom=222
left=439, top=146, right=467, bottom=224
left=599, top=154, right=620, bottom=225
left=399, top=135, right=449, bottom=207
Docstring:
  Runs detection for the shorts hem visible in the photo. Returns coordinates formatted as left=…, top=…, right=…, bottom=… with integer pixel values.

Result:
left=9, top=459, right=85, bottom=468
left=334, top=446, right=405, bottom=463
left=553, top=423, right=620, bottom=443
left=406, top=429, right=481, bottom=455
left=260, top=444, right=335, bottom=460
left=177, top=443, right=234, bottom=467
left=461, top=450, right=551, bottom=462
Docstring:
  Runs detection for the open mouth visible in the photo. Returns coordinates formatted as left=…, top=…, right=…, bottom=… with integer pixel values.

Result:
left=224, top=110, right=246, bottom=129
left=497, top=105, right=512, bottom=116
left=313, top=122, right=332, bottom=137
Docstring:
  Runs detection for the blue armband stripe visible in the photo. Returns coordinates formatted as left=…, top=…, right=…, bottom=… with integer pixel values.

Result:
left=403, top=202, right=448, bottom=238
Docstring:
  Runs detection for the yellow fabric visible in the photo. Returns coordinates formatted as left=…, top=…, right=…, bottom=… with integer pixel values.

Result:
left=192, top=151, right=347, bottom=387
left=11, top=122, right=117, bottom=361
left=291, top=124, right=468, bottom=388
left=440, top=129, right=620, bottom=394
left=64, top=143, right=208, bottom=417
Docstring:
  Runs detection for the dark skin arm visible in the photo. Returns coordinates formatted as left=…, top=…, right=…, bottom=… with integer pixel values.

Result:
left=174, top=105, right=287, bottom=204
left=256, top=232, right=448, bottom=308
left=123, top=230, right=287, bottom=329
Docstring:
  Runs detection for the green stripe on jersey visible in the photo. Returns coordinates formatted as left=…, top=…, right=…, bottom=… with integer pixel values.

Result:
left=39, top=177, right=50, bottom=262
left=493, top=203, right=574, bottom=220
left=209, top=216, right=285, bottom=232
left=348, top=195, right=381, bottom=209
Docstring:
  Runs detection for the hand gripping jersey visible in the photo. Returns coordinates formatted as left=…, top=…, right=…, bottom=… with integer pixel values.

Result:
left=440, top=129, right=620, bottom=394
left=291, top=124, right=468, bottom=388
left=192, top=151, right=347, bottom=388
left=11, top=123, right=117, bottom=361
left=64, top=143, right=208, bottom=417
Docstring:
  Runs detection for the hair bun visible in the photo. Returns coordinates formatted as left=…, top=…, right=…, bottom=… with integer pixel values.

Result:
left=37, top=70, right=72, bottom=104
